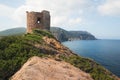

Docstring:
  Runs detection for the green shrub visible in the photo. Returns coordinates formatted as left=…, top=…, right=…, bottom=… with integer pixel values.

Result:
left=33, top=29, right=55, bottom=38
left=0, top=31, right=50, bottom=80
left=59, top=54, right=115, bottom=80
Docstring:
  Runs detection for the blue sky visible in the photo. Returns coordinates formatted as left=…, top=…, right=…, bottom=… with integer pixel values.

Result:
left=0, top=0, right=24, bottom=7
left=0, top=0, right=120, bottom=39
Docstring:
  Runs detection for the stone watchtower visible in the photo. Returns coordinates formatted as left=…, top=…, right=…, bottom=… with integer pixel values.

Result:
left=26, top=10, right=50, bottom=33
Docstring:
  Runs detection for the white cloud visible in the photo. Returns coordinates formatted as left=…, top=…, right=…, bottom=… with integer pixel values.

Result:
left=0, top=4, right=18, bottom=30
left=69, top=18, right=82, bottom=26
left=0, top=4, right=15, bottom=17
left=98, top=0, right=120, bottom=16
left=12, top=5, right=28, bottom=26
left=12, top=0, right=94, bottom=28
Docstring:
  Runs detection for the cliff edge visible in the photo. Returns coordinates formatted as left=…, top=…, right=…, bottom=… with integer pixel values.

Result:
left=50, top=27, right=96, bottom=42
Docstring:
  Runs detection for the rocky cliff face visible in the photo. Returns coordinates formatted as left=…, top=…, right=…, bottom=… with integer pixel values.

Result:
left=50, top=27, right=96, bottom=42
left=11, top=56, right=93, bottom=80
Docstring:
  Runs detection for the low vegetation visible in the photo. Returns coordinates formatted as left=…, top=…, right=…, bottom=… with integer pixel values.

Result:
left=59, top=54, right=116, bottom=80
left=0, top=30, right=53, bottom=80
left=0, top=29, right=118, bottom=80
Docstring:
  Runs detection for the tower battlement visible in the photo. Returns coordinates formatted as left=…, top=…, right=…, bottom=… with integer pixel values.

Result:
left=26, top=10, right=50, bottom=33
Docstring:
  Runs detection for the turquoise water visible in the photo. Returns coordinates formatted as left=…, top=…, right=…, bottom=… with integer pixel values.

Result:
left=62, top=40, right=120, bottom=77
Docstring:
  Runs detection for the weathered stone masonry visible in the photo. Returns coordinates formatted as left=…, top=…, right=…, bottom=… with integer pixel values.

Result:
left=26, top=10, right=50, bottom=33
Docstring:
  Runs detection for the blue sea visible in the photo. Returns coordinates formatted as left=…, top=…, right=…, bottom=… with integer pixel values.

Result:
left=62, top=40, right=120, bottom=77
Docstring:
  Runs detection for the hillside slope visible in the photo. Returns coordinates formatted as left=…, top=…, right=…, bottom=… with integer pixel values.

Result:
left=0, top=30, right=119, bottom=80
left=0, top=27, right=26, bottom=36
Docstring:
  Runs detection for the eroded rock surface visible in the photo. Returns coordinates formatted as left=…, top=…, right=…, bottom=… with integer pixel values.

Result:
left=11, top=56, right=93, bottom=80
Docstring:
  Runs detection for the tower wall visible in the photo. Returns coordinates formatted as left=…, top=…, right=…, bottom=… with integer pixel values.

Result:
left=26, top=10, right=50, bottom=33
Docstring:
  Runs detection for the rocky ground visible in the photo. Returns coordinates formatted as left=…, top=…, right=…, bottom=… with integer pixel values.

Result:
left=11, top=56, right=93, bottom=80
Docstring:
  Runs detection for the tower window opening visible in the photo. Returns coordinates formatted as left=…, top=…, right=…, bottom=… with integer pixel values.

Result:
left=37, top=18, right=41, bottom=24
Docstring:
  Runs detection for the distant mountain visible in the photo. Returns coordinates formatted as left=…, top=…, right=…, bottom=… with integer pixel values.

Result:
left=0, top=27, right=26, bottom=36
left=0, top=27, right=96, bottom=42
left=50, top=27, right=69, bottom=42
left=50, top=27, right=97, bottom=42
